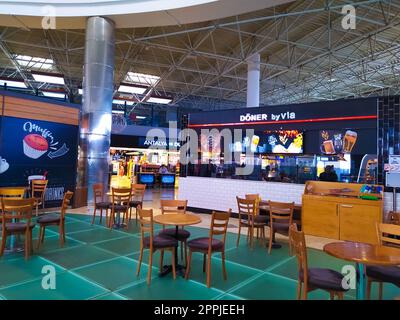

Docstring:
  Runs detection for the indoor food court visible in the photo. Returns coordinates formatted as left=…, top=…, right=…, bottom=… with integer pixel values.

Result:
left=0, top=0, right=399, bottom=304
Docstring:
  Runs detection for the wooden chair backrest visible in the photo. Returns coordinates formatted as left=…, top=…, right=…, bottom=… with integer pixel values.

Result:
left=377, top=223, right=400, bottom=247
left=111, top=187, right=132, bottom=204
left=160, top=199, right=187, bottom=214
left=245, top=194, right=261, bottom=214
left=60, top=191, right=74, bottom=220
left=93, top=183, right=104, bottom=204
left=209, top=209, right=231, bottom=249
left=32, top=180, right=48, bottom=199
left=268, top=201, right=294, bottom=225
left=237, top=197, right=257, bottom=223
left=0, top=188, right=25, bottom=199
left=1, top=198, right=35, bottom=222
left=289, top=223, right=309, bottom=284
left=131, top=184, right=146, bottom=201
left=137, top=207, right=154, bottom=243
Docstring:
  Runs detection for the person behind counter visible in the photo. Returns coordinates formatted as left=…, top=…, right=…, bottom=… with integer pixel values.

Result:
left=319, top=165, right=338, bottom=182
left=159, top=164, right=170, bottom=174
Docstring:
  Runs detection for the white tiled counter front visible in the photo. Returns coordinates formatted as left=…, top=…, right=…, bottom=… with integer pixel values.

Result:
left=177, top=177, right=305, bottom=213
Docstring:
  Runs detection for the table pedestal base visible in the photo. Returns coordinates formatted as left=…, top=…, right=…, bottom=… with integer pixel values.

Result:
left=159, top=264, right=186, bottom=278
left=356, top=263, right=366, bottom=300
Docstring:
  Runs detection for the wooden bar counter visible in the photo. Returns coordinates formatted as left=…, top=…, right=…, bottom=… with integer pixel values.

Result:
left=302, top=181, right=383, bottom=244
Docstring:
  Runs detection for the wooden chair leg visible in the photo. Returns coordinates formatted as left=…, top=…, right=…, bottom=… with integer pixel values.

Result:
left=0, top=233, right=6, bottom=256
left=297, top=281, right=302, bottom=300
left=366, top=278, right=372, bottom=300
left=329, top=291, right=335, bottom=300
left=147, top=249, right=153, bottom=286
left=268, top=228, right=273, bottom=254
left=171, top=247, right=176, bottom=280
left=36, top=204, right=39, bottom=217
left=236, top=225, right=241, bottom=247
left=91, top=207, right=96, bottom=225
left=99, top=209, right=103, bottom=224
left=337, top=292, right=344, bottom=300
left=135, top=207, right=138, bottom=225
left=136, top=247, right=143, bottom=276
left=185, top=250, right=193, bottom=280
left=180, top=241, right=184, bottom=260
left=206, top=253, right=212, bottom=288
left=41, top=226, right=46, bottom=244
left=221, top=251, right=227, bottom=280
left=59, top=224, right=64, bottom=247
left=37, top=226, right=43, bottom=249
left=25, top=231, right=29, bottom=260
left=159, top=250, right=164, bottom=272
left=202, top=253, right=206, bottom=273
left=184, top=241, right=188, bottom=266
left=379, top=282, right=383, bottom=300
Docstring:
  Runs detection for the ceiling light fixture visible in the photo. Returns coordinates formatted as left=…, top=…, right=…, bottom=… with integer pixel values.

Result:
left=118, top=83, right=147, bottom=95
left=147, top=97, right=173, bottom=104
left=113, top=99, right=135, bottom=106
left=0, top=78, right=27, bottom=88
left=32, top=71, right=65, bottom=85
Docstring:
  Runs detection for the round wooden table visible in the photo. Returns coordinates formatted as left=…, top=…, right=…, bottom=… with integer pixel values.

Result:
left=153, top=214, right=202, bottom=277
left=324, top=242, right=400, bottom=300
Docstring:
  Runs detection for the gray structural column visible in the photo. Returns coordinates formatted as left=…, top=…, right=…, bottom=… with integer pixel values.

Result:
left=77, top=16, right=115, bottom=203
left=246, top=53, right=260, bottom=108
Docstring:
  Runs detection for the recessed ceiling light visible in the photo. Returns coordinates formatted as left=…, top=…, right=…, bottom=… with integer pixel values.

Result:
left=125, top=72, right=160, bottom=86
left=0, top=79, right=27, bottom=88
left=16, top=55, right=54, bottom=70
left=147, top=97, right=172, bottom=104
left=42, top=91, right=66, bottom=99
left=136, top=116, right=146, bottom=119
left=32, top=72, right=65, bottom=85
left=112, top=110, right=125, bottom=114
left=113, top=99, right=135, bottom=106
left=78, top=88, right=83, bottom=95
left=118, top=84, right=147, bottom=95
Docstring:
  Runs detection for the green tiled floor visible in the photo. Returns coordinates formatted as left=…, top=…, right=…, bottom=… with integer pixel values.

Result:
left=0, top=212, right=398, bottom=300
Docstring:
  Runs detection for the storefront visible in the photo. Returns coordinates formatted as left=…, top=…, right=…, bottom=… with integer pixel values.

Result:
left=178, top=97, right=380, bottom=212
left=110, top=134, right=180, bottom=188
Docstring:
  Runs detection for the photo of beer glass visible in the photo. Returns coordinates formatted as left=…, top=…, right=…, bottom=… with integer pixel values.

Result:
left=343, top=130, right=357, bottom=153
left=250, top=135, right=260, bottom=152
left=320, top=140, right=335, bottom=154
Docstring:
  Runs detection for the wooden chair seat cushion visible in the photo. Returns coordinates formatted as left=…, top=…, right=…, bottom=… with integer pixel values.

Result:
left=129, top=200, right=142, bottom=208
left=37, top=214, right=61, bottom=224
left=300, top=268, right=348, bottom=292
left=272, top=222, right=290, bottom=234
left=240, top=220, right=266, bottom=227
left=143, top=235, right=178, bottom=249
left=159, top=228, right=191, bottom=241
left=95, top=202, right=111, bottom=209
left=3, top=222, right=36, bottom=232
left=112, top=204, right=129, bottom=211
left=187, top=237, right=224, bottom=251
left=366, top=265, right=400, bottom=286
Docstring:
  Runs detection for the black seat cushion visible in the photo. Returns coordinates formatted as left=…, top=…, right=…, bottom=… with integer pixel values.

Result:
left=112, top=204, right=129, bottom=211
left=187, top=237, right=224, bottom=251
left=4, top=222, right=36, bottom=232
left=159, top=228, right=191, bottom=241
left=95, top=202, right=111, bottom=209
left=272, top=222, right=290, bottom=234
left=129, top=200, right=142, bottom=208
left=37, top=214, right=61, bottom=224
left=143, top=235, right=178, bottom=249
left=366, top=265, right=400, bottom=287
left=300, top=268, right=348, bottom=292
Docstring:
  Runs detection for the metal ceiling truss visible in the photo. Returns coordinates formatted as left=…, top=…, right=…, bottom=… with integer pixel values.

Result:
left=0, top=0, right=400, bottom=112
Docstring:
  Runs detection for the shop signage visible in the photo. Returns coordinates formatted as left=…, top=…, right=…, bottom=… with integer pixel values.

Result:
left=142, top=138, right=180, bottom=149
left=239, top=111, right=296, bottom=122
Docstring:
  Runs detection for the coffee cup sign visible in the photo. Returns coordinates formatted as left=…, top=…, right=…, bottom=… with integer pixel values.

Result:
left=0, top=156, right=9, bottom=174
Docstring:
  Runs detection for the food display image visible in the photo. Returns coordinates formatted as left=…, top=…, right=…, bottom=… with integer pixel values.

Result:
left=265, top=130, right=303, bottom=154
left=23, top=133, right=49, bottom=159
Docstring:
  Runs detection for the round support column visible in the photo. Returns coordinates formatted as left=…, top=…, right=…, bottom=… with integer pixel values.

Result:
left=246, top=53, right=260, bottom=108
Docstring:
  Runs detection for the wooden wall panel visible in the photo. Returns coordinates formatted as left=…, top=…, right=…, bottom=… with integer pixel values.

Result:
left=2, top=95, right=79, bottom=126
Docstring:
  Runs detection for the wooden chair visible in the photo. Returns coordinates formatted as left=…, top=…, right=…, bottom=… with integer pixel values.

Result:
left=0, top=188, right=26, bottom=199
left=128, top=184, right=146, bottom=224
left=268, top=201, right=295, bottom=254
left=185, top=209, right=231, bottom=288
left=158, top=199, right=190, bottom=264
left=236, top=197, right=266, bottom=249
left=245, top=194, right=268, bottom=239
left=366, top=223, right=400, bottom=300
left=91, top=183, right=111, bottom=225
left=31, top=180, right=48, bottom=216
left=0, top=198, right=36, bottom=260
left=136, top=207, right=178, bottom=285
left=36, top=191, right=74, bottom=249
left=289, top=224, right=348, bottom=300
left=109, top=187, right=131, bottom=230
